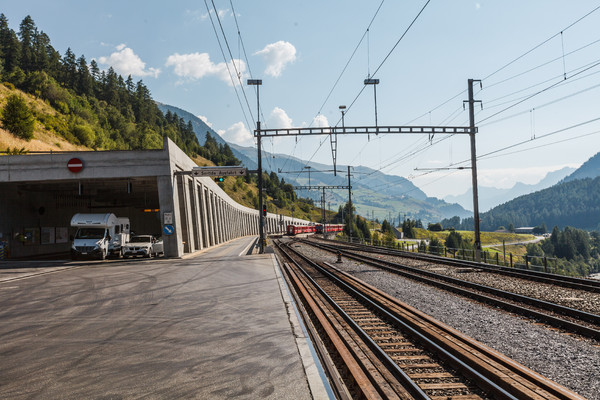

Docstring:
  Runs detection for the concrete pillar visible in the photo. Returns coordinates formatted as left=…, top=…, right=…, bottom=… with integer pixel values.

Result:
left=223, top=202, right=228, bottom=240
left=187, top=178, right=199, bottom=252
left=210, top=193, right=220, bottom=244
left=157, top=174, right=183, bottom=258
left=192, top=182, right=203, bottom=250
left=216, top=197, right=222, bottom=244
left=198, top=184, right=209, bottom=249
left=176, top=175, right=192, bottom=254
left=206, top=190, right=216, bottom=247
left=221, top=202, right=228, bottom=241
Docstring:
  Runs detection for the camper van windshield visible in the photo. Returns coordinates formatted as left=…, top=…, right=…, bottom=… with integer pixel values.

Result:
left=75, top=228, right=106, bottom=239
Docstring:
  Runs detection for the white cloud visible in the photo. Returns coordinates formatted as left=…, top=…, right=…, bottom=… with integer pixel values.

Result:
left=312, top=114, right=329, bottom=127
left=254, top=41, right=296, bottom=77
left=218, top=122, right=254, bottom=146
left=268, top=107, right=293, bottom=129
left=98, top=44, right=160, bottom=78
left=198, top=115, right=213, bottom=128
left=165, top=52, right=246, bottom=85
left=185, top=8, right=231, bottom=21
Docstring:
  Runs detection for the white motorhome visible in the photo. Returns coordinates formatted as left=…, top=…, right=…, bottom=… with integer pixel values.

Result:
left=70, top=213, right=130, bottom=260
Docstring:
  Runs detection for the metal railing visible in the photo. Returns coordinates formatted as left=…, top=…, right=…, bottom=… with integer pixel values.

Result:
left=340, top=236, right=560, bottom=275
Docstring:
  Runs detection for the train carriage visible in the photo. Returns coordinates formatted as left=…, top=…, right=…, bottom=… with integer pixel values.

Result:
left=286, top=224, right=316, bottom=235
left=315, top=224, right=345, bottom=234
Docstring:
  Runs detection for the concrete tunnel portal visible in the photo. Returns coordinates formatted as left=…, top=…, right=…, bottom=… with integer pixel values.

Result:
left=0, top=137, right=308, bottom=259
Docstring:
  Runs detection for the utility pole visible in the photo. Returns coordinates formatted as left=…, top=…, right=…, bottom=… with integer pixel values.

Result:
left=347, top=166, right=353, bottom=240
left=248, top=79, right=264, bottom=253
left=466, top=78, right=482, bottom=262
left=322, top=187, right=326, bottom=224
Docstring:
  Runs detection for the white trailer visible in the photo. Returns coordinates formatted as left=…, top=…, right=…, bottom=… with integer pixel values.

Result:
left=70, top=213, right=130, bottom=260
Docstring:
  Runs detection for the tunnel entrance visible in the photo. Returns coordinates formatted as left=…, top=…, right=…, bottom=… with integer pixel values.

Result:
left=0, top=177, right=160, bottom=259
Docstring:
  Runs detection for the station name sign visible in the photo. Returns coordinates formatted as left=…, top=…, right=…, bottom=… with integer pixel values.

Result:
left=190, top=166, right=247, bottom=177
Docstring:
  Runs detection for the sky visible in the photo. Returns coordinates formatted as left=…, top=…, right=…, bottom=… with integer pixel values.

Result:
left=3, top=1, right=600, bottom=199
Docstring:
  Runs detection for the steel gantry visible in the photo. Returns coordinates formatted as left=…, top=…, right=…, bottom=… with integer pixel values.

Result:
left=293, top=185, right=351, bottom=225
left=250, top=79, right=482, bottom=261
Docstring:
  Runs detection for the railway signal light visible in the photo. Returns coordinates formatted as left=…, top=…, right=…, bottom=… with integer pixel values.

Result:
left=262, top=204, right=267, bottom=216
left=214, top=177, right=224, bottom=182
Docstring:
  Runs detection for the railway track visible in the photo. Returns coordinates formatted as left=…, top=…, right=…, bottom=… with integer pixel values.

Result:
left=318, top=237, right=600, bottom=293
left=275, top=239, right=585, bottom=399
left=301, top=238, right=600, bottom=340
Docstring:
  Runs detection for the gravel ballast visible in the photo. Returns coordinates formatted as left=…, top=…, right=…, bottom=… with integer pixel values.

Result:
left=291, top=241, right=600, bottom=399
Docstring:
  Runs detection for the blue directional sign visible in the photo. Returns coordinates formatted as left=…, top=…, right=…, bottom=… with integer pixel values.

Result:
left=163, top=224, right=174, bottom=235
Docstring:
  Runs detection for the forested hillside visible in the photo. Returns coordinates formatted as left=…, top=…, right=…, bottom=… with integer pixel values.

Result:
left=563, top=151, right=600, bottom=183
left=442, top=176, right=600, bottom=232
left=0, top=14, right=203, bottom=155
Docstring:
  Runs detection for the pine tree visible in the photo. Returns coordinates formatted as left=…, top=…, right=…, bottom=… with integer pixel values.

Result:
left=2, top=94, right=35, bottom=140
left=18, top=15, right=37, bottom=72
left=76, top=55, right=93, bottom=96
left=62, top=47, right=77, bottom=87
left=0, top=14, right=21, bottom=72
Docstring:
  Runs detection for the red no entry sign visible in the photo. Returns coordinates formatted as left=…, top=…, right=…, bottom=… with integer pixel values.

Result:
left=67, top=158, right=84, bottom=173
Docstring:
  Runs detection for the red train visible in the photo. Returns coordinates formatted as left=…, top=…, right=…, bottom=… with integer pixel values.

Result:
left=315, top=224, right=345, bottom=234
left=286, top=223, right=345, bottom=236
left=286, top=224, right=315, bottom=235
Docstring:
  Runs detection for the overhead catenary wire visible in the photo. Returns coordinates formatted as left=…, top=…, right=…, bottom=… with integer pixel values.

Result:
left=279, top=0, right=386, bottom=177
left=315, top=0, right=433, bottom=177
left=481, top=4, right=600, bottom=82
left=483, top=57, right=600, bottom=109
left=478, top=58, right=600, bottom=125
left=398, top=5, right=600, bottom=147
left=478, top=129, right=600, bottom=161
left=203, top=0, right=253, bottom=132
left=340, top=0, right=432, bottom=121
left=448, top=116, right=600, bottom=168
left=209, top=0, right=256, bottom=127
left=228, top=0, right=269, bottom=127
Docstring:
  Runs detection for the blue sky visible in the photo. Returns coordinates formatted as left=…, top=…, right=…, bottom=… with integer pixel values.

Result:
left=3, top=1, right=600, bottom=198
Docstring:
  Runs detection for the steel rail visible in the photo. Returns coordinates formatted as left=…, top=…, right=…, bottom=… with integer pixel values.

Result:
left=278, top=260, right=353, bottom=400
left=306, top=239, right=600, bottom=340
left=279, top=241, right=525, bottom=399
left=276, top=241, right=425, bottom=399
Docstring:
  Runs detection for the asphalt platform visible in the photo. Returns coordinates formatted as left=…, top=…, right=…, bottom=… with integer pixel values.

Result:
left=0, top=236, right=330, bottom=399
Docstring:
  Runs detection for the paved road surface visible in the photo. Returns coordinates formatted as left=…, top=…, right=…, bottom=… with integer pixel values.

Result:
left=0, top=237, right=316, bottom=399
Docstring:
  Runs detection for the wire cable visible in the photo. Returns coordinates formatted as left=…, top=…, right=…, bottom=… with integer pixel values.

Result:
left=210, top=0, right=256, bottom=126
left=203, top=0, right=253, bottom=132
left=482, top=5, right=600, bottom=81
left=478, top=59, right=600, bottom=124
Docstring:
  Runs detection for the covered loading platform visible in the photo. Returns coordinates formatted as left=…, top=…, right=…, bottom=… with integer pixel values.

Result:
left=0, top=137, right=308, bottom=259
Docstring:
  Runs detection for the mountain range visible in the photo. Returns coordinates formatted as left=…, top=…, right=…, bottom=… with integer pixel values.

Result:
left=445, top=151, right=600, bottom=231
